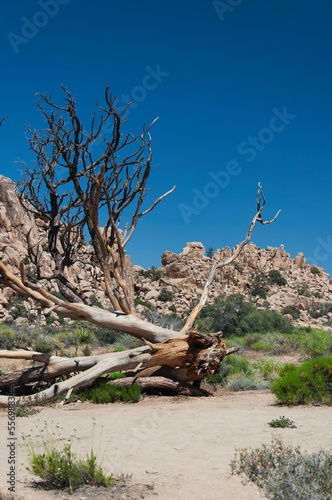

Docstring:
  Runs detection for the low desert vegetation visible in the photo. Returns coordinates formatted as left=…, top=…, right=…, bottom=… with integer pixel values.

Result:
left=206, top=355, right=270, bottom=391
left=23, top=422, right=113, bottom=493
left=268, top=416, right=296, bottom=428
left=230, top=437, right=332, bottom=500
left=77, top=379, right=142, bottom=404
left=270, top=357, right=332, bottom=405
left=1, top=293, right=331, bottom=402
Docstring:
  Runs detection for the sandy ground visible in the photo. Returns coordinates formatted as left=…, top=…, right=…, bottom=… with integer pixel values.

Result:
left=1, top=390, right=331, bottom=500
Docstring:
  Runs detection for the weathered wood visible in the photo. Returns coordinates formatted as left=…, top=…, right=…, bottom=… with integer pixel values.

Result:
left=0, top=331, right=227, bottom=405
left=0, top=261, right=184, bottom=344
left=107, top=376, right=212, bottom=396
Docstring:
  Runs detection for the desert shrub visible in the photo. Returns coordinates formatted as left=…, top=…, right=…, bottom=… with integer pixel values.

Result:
left=268, top=416, right=296, bottom=428
left=309, top=302, right=332, bottom=319
left=281, top=305, right=301, bottom=320
left=206, top=247, right=214, bottom=258
left=0, top=324, right=16, bottom=349
left=4, top=296, right=30, bottom=319
left=254, top=358, right=283, bottom=381
left=225, top=372, right=270, bottom=391
left=235, top=309, right=294, bottom=336
left=52, top=331, right=77, bottom=348
left=249, top=269, right=269, bottom=299
left=78, top=380, right=141, bottom=404
left=206, top=355, right=255, bottom=385
left=239, top=332, right=292, bottom=355
left=33, top=339, right=55, bottom=353
left=206, top=355, right=268, bottom=391
left=75, top=328, right=96, bottom=346
left=250, top=341, right=268, bottom=352
left=168, top=304, right=177, bottom=313
left=158, top=288, right=174, bottom=302
left=134, top=298, right=152, bottom=309
left=271, top=357, right=332, bottom=405
left=311, top=266, right=321, bottom=275
left=197, top=294, right=254, bottom=337
left=268, top=269, right=287, bottom=287
left=89, top=294, right=103, bottom=308
left=230, top=437, right=332, bottom=500
left=93, top=326, right=118, bottom=345
left=24, top=424, right=113, bottom=492
left=15, top=405, right=40, bottom=417
left=289, top=329, right=332, bottom=359
left=139, top=266, right=161, bottom=281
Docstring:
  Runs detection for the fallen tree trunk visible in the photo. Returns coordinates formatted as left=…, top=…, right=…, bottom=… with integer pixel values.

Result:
left=0, top=185, right=278, bottom=406
left=0, top=332, right=234, bottom=406
left=106, top=376, right=212, bottom=397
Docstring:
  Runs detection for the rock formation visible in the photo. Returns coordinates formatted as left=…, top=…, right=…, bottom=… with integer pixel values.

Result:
left=0, top=175, right=331, bottom=329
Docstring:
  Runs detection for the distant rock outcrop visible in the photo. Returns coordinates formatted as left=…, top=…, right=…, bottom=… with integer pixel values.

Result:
left=0, top=175, right=331, bottom=330
left=135, top=242, right=332, bottom=330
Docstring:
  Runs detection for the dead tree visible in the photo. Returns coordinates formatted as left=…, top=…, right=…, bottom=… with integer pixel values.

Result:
left=0, top=89, right=279, bottom=405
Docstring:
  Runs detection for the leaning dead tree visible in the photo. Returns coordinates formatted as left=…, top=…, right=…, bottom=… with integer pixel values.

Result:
left=0, top=90, right=279, bottom=405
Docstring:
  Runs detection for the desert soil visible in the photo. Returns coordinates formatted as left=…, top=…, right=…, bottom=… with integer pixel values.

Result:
left=1, top=390, right=331, bottom=500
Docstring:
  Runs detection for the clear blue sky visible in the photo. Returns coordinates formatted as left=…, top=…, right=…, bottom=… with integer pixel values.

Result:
left=1, top=0, right=331, bottom=276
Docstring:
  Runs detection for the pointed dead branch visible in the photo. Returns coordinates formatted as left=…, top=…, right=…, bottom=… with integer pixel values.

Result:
left=180, top=184, right=280, bottom=334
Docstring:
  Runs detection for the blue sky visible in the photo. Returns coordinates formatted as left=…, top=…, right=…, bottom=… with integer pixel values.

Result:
left=0, top=0, right=331, bottom=275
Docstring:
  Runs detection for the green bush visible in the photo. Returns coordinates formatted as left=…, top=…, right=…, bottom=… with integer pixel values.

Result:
left=33, top=339, right=54, bottom=353
left=225, top=372, right=269, bottom=392
left=289, top=329, right=332, bottom=359
left=268, top=416, right=296, bottom=428
left=233, top=332, right=292, bottom=355
left=281, top=305, right=301, bottom=320
left=268, top=269, right=287, bottom=287
left=309, top=302, right=332, bottom=319
left=0, top=325, right=16, bottom=349
left=254, top=358, right=283, bottom=381
left=78, top=380, right=141, bottom=404
left=139, top=266, right=161, bottom=281
left=206, top=355, right=269, bottom=391
left=26, top=439, right=113, bottom=492
left=235, top=309, right=294, bottom=336
left=4, top=296, right=30, bottom=319
left=249, top=269, right=269, bottom=299
left=250, top=341, right=268, bottom=352
left=271, top=357, right=332, bottom=405
left=206, top=355, right=255, bottom=385
left=311, top=266, right=321, bottom=275
left=134, top=298, right=152, bottom=309
left=197, top=294, right=254, bottom=337
left=93, top=327, right=118, bottom=345
left=206, top=247, right=214, bottom=258
left=89, top=295, right=103, bottom=308
left=230, top=437, right=332, bottom=499
left=158, top=288, right=174, bottom=302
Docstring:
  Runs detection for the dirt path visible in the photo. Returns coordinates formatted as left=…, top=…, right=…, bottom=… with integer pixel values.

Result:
left=1, top=390, right=331, bottom=499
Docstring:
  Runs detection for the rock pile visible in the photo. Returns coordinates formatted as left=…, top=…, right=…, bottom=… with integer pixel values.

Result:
left=0, top=175, right=331, bottom=329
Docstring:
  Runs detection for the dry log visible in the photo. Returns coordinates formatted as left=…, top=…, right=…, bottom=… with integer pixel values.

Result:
left=107, top=376, right=212, bottom=397
left=0, top=331, right=227, bottom=406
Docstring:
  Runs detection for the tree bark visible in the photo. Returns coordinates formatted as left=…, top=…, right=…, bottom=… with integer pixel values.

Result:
left=0, top=332, right=231, bottom=406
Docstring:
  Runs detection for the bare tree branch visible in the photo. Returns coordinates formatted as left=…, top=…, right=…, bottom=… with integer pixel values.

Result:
left=180, top=183, right=281, bottom=334
left=17, top=86, right=175, bottom=312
